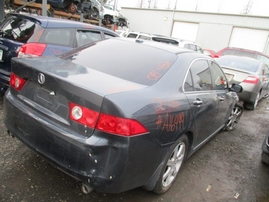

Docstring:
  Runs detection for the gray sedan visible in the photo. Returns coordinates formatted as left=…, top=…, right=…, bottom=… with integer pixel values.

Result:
left=216, top=55, right=269, bottom=110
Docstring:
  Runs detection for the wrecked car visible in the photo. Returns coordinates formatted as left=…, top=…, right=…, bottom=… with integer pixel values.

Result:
left=4, top=37, right=243, bottom=194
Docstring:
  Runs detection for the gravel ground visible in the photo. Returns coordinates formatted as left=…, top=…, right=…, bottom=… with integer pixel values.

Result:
left=1, top=97, right=269, bottom=202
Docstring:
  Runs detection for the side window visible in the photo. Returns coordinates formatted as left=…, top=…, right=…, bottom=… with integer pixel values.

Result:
left=184, top=44, right=190, bottom=49
left=76, top=30, right=102, bottom=46
left=127, top=33, right=138, bottom=38
left=184, top=71, right=194, bottom=92
left=104, top=33, right=116, bottom=39
left=256, top=54, right=269, bottom=67
left=42, top=29, right=72, bottom=46
left=210, top=61, right=228, bottom=90
left=197, top=46, right=204, bottom=53
left=189, top=44, right=197, bottom=51
left=190, top=60, right=213, bottom=91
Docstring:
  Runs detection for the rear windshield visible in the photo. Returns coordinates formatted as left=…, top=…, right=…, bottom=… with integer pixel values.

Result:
left=0, top=16, right=44, bottom=43
left=61, top=39, right=177, bottom=86
left=216, top=57, right=260, bottom=72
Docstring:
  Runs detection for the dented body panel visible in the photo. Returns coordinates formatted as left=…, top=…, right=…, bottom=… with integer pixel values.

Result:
left=4, top=38, right=240, bottom=193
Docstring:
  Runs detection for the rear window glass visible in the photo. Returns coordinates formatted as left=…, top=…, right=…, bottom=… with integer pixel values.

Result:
left=221, top=49, right=238, bottom=55
left=0, top=16, right=44, bottom=43
left=61, top=39, right=177, bottom=86
left=237, top=51, right=255, bottom=58
left=216, top=57, right=260, bottom=72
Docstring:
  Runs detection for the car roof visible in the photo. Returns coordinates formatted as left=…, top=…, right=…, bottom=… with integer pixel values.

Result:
left=6, top=13, right=116, bottom=32
left=219, top=47, right=269, bottom=58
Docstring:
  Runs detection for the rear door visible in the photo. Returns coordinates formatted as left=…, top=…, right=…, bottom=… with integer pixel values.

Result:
left=184, top=59, right=219, bottom=147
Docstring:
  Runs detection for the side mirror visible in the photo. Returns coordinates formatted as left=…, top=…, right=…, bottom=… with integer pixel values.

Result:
left=230, top=83, right=243, bottom=93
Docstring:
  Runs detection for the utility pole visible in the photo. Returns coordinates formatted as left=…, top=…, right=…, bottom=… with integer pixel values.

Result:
left=42, top=0, right=47, bottom=16
left=0, top=0, right=5, bottom=20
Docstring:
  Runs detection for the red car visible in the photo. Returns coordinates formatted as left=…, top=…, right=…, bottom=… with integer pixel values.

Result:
left=203, top=49, right=217, bottom=57
left=214, top=47, right=269, bottom=67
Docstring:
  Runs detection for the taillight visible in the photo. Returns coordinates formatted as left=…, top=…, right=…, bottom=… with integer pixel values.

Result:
left=96, top=114, right=148, bottom=136
left=69, top=102, right=148, bottom=137
left=10, top=73, right=27, bottom=91
left=69, top=102, right=99, bottom=128
left=17, top=43, right=47, bottom=57
left=242, top=76, right=259, bottom=84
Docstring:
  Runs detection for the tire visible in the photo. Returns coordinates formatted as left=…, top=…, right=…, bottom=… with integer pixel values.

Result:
left=261, top=151, right=269, bottom=165
left=153, top=135, right=188, bottom=194
left=245, top=92, right=260, bottom=110
left=224, top=101, right=243, bottom=131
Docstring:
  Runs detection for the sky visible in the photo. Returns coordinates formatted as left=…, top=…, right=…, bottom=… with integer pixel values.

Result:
left=112, top=0, right=269, bottom=16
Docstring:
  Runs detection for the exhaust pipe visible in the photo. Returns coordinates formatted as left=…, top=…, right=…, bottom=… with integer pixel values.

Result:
left=81, top=183, right=93, bottom=194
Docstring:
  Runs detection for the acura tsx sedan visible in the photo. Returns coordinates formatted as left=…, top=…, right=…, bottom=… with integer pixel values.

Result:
left=4, top=38, right=243, bottom=194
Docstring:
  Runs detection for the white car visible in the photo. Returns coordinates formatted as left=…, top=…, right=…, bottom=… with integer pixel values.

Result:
left=125, top=31, right=204, bottom=54
left=89, top=0, right=128, bottom=27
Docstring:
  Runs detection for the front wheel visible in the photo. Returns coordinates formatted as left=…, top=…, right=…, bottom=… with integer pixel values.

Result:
left=224, top=101, right=243, bottom=131
left=153, top=135, right=188, bottom=194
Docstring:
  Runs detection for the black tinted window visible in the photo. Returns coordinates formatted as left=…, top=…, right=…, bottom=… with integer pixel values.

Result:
left=0, top=16, right=42, bottom=43
left=127, top=33, right=138, bottom=38
left=190, top=60, right=212, bottom=91
left=61, top=39, right=177, bottom=86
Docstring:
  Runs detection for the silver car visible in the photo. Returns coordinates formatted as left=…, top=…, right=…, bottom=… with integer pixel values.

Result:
left=216, top=55, right=269, bottom=110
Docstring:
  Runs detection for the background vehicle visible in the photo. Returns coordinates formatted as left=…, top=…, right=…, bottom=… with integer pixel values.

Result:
left=0, top=13, right=118, bottom=94
left=4, top=37, right=242, bottom=195
left=203, top=49, right=217, bottom=57
left=125, top=31, right=204, bottom=53
left=214, top=47, right=269, bottom=67
left=215, top=55, right=269, bottom=110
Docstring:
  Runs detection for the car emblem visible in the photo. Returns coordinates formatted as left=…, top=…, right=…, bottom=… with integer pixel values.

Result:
left=38, top=73, right=45, bottom=85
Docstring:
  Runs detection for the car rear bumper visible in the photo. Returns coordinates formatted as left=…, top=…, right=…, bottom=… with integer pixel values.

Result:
left=238, top=90, right=258, bottom=103
left=3, top=90, right=163, bottom=193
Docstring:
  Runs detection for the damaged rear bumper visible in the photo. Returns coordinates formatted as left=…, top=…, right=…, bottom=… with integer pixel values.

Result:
left=3, top=90, right=163, bottom=193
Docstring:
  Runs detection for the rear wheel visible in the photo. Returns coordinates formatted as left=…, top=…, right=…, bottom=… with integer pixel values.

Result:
left=153, top=135, right=188, bottom=194
left=261, top=151, right=269, bottom=165
left=245, top=92, right=260, bottom=110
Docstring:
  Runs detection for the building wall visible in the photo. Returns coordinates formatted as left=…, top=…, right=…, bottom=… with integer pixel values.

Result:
left=121, top=7, right=269, bottom=54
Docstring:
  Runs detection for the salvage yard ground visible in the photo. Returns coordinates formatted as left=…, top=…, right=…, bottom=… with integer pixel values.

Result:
left=1, top=98, right=269, bottom=202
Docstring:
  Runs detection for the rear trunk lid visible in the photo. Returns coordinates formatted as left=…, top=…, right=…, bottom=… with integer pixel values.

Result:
left=221, top=66, right=252, bottom=84
left=10, top=56, right=147, bottom=136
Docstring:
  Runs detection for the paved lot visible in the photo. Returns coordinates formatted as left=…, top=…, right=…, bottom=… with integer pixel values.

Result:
left=1, top=97, right=269, bottom=202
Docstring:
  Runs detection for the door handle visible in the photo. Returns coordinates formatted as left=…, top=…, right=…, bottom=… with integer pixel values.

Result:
left=193, top=99, right=203, bottom=105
